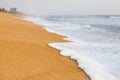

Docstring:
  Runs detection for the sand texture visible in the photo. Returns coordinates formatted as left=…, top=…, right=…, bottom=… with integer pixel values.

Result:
left=0, top=12, right=89, bottom=80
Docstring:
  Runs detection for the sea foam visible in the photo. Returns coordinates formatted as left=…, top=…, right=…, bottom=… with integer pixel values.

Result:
left=23, top=16, right=120, bottom=80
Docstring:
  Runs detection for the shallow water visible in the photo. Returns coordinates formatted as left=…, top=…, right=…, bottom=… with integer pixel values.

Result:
left=25, top=15, right=120, bottom=80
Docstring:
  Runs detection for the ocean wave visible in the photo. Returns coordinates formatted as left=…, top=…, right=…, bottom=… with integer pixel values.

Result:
left=110, top=16, right=120, bottom=19
left=23, top=16, right=120, bottom=80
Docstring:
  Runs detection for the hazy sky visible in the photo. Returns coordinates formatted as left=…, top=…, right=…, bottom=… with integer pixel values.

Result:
left=0, top=0, right=120, bottom=15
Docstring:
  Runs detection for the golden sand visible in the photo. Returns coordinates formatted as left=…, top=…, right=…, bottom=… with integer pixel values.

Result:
left=0, top=12, right=90, bottom=80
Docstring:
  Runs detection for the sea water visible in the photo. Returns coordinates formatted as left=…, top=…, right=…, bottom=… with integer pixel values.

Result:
left=24, top=15, right=120, bottom=80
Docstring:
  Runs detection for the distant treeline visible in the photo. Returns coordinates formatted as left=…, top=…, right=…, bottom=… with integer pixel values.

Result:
left=0, top=7, right=28, bottom=16
left=0, top=8, right=18, bottom=14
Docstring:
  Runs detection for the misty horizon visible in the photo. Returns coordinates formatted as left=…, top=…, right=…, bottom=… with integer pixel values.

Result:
left=0, top=0, right=120, bottom=16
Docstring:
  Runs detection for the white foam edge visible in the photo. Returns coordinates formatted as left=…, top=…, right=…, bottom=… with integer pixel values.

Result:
left=48, top=43, right=118, bottom=80
left=17, top=16, right=119, bottom=80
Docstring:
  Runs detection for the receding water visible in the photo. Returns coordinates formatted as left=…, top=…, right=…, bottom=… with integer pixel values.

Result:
left=25, top=15, right=120, bottom=80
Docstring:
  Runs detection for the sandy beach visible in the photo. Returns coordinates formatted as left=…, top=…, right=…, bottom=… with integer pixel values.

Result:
left=0, top=12, right=89, bottom=80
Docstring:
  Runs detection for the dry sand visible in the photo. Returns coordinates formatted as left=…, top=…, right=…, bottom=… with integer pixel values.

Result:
left=0, top=12, right=90, bottom=80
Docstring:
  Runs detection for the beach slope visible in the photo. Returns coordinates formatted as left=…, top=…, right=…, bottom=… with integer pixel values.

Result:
left=0, top=12, right=89, bottom=80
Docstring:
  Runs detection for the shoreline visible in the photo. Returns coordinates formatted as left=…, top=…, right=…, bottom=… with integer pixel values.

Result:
left=0, top=12, right=90, bottom=80
left=22, top=14, right=119, bottom=80
left=24, top=17, right=91, bottom=80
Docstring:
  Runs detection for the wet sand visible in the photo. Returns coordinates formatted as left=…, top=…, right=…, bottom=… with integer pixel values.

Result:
left=0, top=12, right=90, bottom=80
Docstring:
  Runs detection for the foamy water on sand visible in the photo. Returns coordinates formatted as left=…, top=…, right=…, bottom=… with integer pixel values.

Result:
left=25, top=15, right=120, bottom=80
